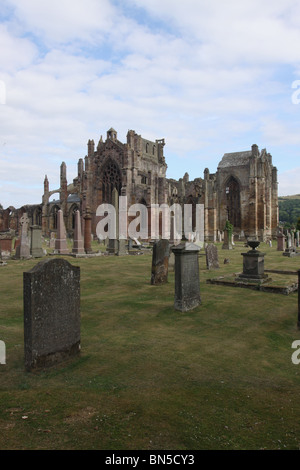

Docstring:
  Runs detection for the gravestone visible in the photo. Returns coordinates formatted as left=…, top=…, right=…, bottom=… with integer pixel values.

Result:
left=172, top=242, right=201, bottom=312
left=54, top=210, right=69, bottom=254
left=205, top=244, right=219, bottom=270
left=30, top=225, right=44, bottom=258
left=277, top=232, right=285, bottom=251
left=23, top=258, right=80, bottom=371
left=15, top=213, right=30, bottom=259
left=283, top=232, right=297, bottom=257
left=72, top=210, right=84, bottom=254
left=222, top=229, right=233, bottom=250
left=151, top=239, right=170, bottom=285
left=49, top=232, right=56, bottom=249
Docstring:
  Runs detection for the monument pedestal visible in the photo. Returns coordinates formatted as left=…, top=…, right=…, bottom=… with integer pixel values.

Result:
left=172, top=242, right=201, bottom=312
left=236, top=240, right=269, bottom=284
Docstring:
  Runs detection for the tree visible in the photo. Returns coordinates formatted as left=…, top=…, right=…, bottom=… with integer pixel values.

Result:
left=297, top=217, right=300, bottom=231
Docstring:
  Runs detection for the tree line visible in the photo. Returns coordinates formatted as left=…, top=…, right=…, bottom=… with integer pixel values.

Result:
left=278, top=197, right=300, bottom=230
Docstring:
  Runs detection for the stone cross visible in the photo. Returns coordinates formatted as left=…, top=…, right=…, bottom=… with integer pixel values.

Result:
left=20, top=213, right=30, bottom=234
left=222, top=229, right=233, bottom=250
left=15, top=213, right=30, bottom=259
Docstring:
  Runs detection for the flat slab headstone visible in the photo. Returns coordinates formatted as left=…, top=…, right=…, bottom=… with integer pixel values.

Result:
left=151, top=239, right=170, bottom=285
left=30, top=225, right=44, bottom=258
left=277, top=233, right=285, bottom=251
left=23, top=258, right=80, bottom=371
left=205, top=244, right=219, bottom=269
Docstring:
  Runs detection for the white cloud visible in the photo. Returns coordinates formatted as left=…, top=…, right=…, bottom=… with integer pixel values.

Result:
left=7, top=0, right=116, bottom=45
left=278, top=168, right=300, bottom=196
left=0, top=0, right=300, bottom=207
left=0, top=24, right=38, bottom=72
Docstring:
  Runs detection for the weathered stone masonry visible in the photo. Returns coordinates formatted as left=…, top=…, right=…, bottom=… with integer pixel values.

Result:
left=1, top=129, right=278, bottom=242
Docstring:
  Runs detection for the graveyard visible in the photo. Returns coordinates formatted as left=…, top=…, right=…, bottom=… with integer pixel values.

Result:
left=0, top=237, right=300, bottom=450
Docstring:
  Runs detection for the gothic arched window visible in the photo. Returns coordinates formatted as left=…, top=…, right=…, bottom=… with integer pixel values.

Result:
left=100, top=158, right=122, bottom=204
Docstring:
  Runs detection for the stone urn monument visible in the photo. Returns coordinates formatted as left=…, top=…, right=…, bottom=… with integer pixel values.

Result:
left=237, top=239, right=269, bottom=284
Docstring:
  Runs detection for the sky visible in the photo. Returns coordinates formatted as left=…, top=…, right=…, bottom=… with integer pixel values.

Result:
left=1, top=0, right=300, bottom=209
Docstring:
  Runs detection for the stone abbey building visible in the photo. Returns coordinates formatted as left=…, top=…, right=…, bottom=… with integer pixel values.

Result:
left=0, top=127, right=279, bottom=241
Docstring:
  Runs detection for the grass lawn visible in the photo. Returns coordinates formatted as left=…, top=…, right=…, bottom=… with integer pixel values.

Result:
left=0, top=240, right=300, bottom=450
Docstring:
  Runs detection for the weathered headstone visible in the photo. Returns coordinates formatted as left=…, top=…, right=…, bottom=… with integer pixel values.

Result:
left=151, top=239, right=170, bottom=285
left=49, top=232, right=56, bottom=249
left=222, top=229, right=233, bottom=250
left=23, top=258, right=80, bottom=371
left=72, top=210, right=84, bottom=254
left=15, top=213, right=30, bottom=259
left=172, top=242, right=201, bottom=312
left=277, top=232, right=285, bottom=251
left=54, top=210, right=69, bottom=254
left=205, top=244, right=219, bottom=270
left=30, top=225, right=44, bottom=258
left=283, top=231, right=297, bottom=257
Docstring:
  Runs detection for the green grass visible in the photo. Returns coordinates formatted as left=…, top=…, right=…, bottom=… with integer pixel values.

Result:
left=0, top=240, right=300, bottom=449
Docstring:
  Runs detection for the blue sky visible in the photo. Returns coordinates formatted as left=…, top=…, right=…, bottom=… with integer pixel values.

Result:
left=1, top=0, right=300, bottom=209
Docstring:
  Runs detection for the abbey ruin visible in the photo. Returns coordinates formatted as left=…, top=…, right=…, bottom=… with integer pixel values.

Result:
left=0, top=127, right=279, bottom=241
